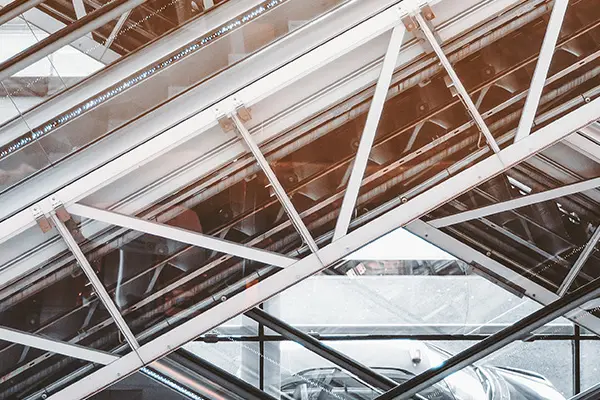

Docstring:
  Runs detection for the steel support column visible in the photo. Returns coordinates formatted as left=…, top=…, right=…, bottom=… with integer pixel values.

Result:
left=514, top=0, right=569, bottom=142
left=374, top=278, right=600, bottom=400
left=333, top=24, right=406, bottom=241
left=67, top=203, right=296, bottom=268
left=245, top=307, right=397, bottom=392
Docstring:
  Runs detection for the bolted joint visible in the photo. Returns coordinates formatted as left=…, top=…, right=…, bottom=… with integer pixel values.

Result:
left=217, top=113, right=234, bottom=132
left=402, top=15, right=418, bottom=31
left=31, top=205, right=53, bottom=233
left=235, top=104, right=252, bottom=122
left=421, top=4, right=436, bottom=21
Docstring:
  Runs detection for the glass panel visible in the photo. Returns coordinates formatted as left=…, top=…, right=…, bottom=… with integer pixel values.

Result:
left=91, top=371, right=190, bottom=399
left=0, top=0, right=349, bottom=195
left=266, top=233, right=542, bottom=338
left=185, top=339, right=261, bottom=388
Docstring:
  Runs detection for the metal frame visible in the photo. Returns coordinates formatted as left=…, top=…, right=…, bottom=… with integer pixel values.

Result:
left=0, top=0, right=148, bottom=82
left=0, top=325, right=119, bottom=364
left=49, top=211, right=141, bottom=351
left=514, top=0, right=569, bottom=142
left=0, top=0, right=404, bottom=245
left=414, top=11, right=500, bottom=154
left=333, top=24, right=406, bottom=241
left=429, top=177, right=600, bottom=228
left=67, top=203, right=297, bottom=268
left=245, top=307, right=397, bottom=391
left=558, top=226, right=600, bottom=296
left=0, top=0, right=45, bottom=26
left=231, top=113, right=320, bottom=254
left=45, top=98, right=600, bottom=400
left=374, top=277, right=600, bottom=400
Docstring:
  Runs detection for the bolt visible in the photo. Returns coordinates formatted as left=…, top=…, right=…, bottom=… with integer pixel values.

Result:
left=486, top=251, right=492, bottom=257
left=401, top=197, right=408, bottom=203
left=221, top=295, right=227, bottom=302
left=584, top=97, right=591, bottom=103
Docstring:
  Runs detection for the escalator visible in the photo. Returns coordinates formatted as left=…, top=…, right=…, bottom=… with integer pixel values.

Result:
left=0, top=0, right=599, bottom=397
left=0, top=0, right=386, bottom=221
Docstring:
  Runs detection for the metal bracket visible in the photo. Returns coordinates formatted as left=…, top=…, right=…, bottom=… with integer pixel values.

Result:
left=31, top=205, right=53, bottom=233
left=235, top=104, right=252, bottom=123
left=401, top=15, right=418, bottom=31
left=50, top=196, right=71, bottom=222
left=421, top=4, right=435, bottom=21
left=217, top=113, right=234, bottom=132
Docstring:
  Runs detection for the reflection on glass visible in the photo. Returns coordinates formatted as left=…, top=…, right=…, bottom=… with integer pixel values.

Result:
left=0, top=0, right=348, bottom=194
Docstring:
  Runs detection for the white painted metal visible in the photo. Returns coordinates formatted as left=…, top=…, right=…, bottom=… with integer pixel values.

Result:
left=0, top=325, right=119, bottom=364
left=405, top=219, right=600, bottom=335
left=46, top=99, right=600, bottom=400
left=430, top=177, right=600, bottom=228
left=0, top=0, right=553, bottom=294
left=513, top=0, right=569, bottom=142
left=0, top=0, right=45, bottom=26
left=72, top=0, right=87, bottom=19
left=414, top=12, right=500, bottom=154
left=67, top=203, right=297, bottom=268
left=101, top=10, right=131, bottom=58
left=231, top=113, right=321, bottom=254
left=0, top=3, right=404, bottom=247
left=0, top=0, right=120, bottom=63
left=332, top=24, right=406, bottom=242
left=558, top=226, right=600, bottom=296
left=49, top=212, right=141, bottom=351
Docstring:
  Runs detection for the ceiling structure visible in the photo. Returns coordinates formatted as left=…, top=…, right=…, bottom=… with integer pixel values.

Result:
left=0, top=0, right=599, bottom=398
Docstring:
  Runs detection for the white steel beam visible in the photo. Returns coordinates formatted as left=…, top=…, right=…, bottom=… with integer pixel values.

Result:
left=405, top=219, right=600, bottom=335
left=430, top=177, right=600, bottom=228
left=67, top=203, right=296, bottom=268
left=513, top=0, right=569, bottom=142
left=332, top=24, right=406, bottom=241
left=231, top=113, right=320, bottom=254
left=0, top=3, right=403, bottom=247
left=414, top=12, right=500, bottom=154
left=47, top=97, right=600, bottom=400
left=49, top=212, right=141, bottom=351
left=101, top=10, right=130, bottom=58
left=0, top=325, right=118, bottom=365
left=558, top=226, right=600, bottom=296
